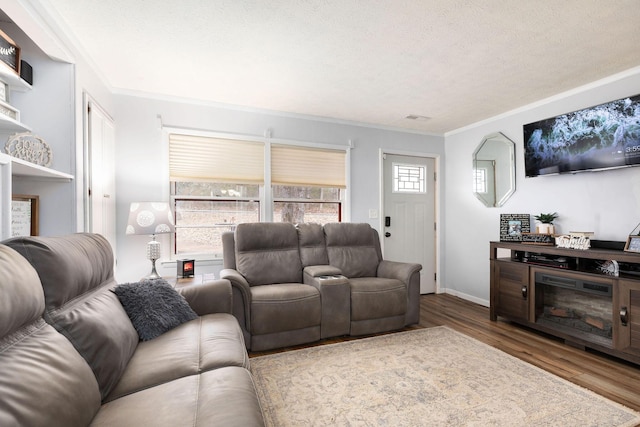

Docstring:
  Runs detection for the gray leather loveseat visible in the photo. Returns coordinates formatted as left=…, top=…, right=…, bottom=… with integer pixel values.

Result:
left=0, top=233, right=264, bottom=426
left=221, top=222, right=422, bottom=351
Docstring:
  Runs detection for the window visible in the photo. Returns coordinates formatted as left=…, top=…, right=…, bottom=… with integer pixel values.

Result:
left=473, top=168, right=488, bottom=194
left=393, top=163, right=426, bottom=193
left=273, top=185, right=342, bottom=224
left=168, top=132, right=347, bottom=258
left=172, top=182, right=259, bottom=255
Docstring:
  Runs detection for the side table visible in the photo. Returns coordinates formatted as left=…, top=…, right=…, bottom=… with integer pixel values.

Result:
left=165, top=273, right=217, bottom=289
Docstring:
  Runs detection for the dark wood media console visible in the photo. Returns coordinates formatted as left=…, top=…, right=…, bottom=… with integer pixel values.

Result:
left=490, top=241, right=640, bottom=365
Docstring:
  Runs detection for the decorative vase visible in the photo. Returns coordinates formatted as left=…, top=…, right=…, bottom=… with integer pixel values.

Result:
left=537, top=223, right=555, bottom=235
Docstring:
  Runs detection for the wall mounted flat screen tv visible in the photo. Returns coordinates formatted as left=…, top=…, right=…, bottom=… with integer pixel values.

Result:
left=524, top=94, right=640, bottom=177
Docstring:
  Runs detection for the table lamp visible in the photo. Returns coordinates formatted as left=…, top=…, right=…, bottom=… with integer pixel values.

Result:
left=126, top=202, right=174, bottom=279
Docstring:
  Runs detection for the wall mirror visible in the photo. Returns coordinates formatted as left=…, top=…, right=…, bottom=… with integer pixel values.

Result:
left=472, top=132, right=515, bottom=207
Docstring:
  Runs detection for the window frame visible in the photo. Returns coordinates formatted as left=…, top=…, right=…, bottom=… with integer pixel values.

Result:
left=392, top=162, right=427, bottom=194
left=473, top=167, right=488, bottom=194
left=165, top=128, right=351, bottom=261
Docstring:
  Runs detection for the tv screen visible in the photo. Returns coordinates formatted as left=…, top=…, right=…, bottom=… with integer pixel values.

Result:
left=524, top=94, right=640, bottom=177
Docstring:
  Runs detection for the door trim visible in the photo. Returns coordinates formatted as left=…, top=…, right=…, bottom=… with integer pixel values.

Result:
left=379, top=148, right=441, bottom=294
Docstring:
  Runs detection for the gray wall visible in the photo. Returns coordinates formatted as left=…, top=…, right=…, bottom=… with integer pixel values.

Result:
left=113, top=95, right=445, bottom=282
left=444, top=68, right=640, bottom=305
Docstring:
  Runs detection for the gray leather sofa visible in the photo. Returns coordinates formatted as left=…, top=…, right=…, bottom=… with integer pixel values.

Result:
left=0, top=233, right=264, bottom=427
left=221, top=222, right=422, bottom=351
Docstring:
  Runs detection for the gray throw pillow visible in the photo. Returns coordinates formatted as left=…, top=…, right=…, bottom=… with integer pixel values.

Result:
left=113, top=279, right=197, bottom=341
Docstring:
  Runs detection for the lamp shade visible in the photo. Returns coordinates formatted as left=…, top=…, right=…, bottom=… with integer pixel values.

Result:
left=126, top=202, right=174, bottom=235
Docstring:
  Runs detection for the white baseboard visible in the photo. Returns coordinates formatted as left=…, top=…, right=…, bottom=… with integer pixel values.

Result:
left=439, top=288, right=489, bottom=308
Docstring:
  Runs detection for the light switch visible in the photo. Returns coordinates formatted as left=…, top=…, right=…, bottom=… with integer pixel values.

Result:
left=368, top=209, right=378, bottom=219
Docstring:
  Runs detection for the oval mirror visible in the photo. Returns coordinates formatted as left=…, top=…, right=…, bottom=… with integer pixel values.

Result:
left=473, top=132, right=515, bottom=207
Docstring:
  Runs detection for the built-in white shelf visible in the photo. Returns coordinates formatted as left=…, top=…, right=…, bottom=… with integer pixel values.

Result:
left=0, top=153, right=74, bottom=239
left=0, top=114, right=31, bottom=132
left=0, top=62, right=32, bottom=133
left=0, top=61, right=31, bottom=92
left=9, top=155, right=73, bottom=180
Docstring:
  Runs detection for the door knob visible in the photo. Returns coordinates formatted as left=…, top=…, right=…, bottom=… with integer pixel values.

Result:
left=385, top=232, right=391, bottom=237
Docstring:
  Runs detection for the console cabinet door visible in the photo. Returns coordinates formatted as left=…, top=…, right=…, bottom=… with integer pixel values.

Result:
left=493, top=261, right=530, bottom=322
left=616, top=279, right=640, bottom=355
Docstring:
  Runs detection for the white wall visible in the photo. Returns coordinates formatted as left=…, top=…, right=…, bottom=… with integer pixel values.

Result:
left=113, top=95, right=445, bottom=282
left=1, top=13, right=114, bottom=238
left=3, top=22, right=76, bottom=236
left=444, top=68, right=640, bottom=305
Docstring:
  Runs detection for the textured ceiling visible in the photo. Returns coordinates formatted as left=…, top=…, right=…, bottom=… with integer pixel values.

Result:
left=35, top=0, right=640, bottom=134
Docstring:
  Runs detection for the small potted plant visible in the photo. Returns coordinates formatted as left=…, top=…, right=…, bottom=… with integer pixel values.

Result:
left=534, top=212, right=558, bottom=234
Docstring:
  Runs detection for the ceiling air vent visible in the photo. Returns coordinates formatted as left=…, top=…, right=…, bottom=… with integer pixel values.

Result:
left=405, top=115, right=431, bottom=121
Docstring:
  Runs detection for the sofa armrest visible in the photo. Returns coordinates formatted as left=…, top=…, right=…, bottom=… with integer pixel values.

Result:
left=303, top=266, right=350, bottom=338
left=303, top=264, right=343, bottom=279
left=176, top=278, right=232, bottom=316
left=377, top=260, right=422, bottom=285
left=220, top=268, right=252, bottom=329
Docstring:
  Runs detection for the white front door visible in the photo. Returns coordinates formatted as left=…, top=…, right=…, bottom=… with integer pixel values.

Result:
left=382, top=153, right=436, bottom=294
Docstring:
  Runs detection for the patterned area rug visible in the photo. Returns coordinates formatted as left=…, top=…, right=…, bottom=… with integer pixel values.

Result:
left=251, top=326, right=640, bottom=426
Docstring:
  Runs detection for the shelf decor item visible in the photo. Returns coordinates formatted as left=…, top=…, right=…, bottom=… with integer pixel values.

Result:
left=556, top=231, right=594, bottom=250
left=5, top=132, right=52, bottom=167
left=624, top=222, right=640, bottom=253
left=534, top=212, right=558, bottom=234
left=126, top=202, right=175, bottom=279
left=0, top=100, right=19, bottom=121
left=0, top=29, right=20, bottom=74
left=596, top=260, right=619, bottom=276
left=521, top=233, right=554, bottom=245
left=500, top=214, right=530, bottom=242
left=0, top=79, right=8, bottom=103
left=10, top=194, right=38, bottom=237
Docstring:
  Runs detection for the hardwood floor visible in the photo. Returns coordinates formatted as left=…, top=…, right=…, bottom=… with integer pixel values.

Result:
left=421, top=293, right=640, bottom=412
left=250, top=293, right=640, bottom=413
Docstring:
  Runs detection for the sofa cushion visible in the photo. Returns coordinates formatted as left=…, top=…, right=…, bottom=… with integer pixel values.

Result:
left=250, top=283, right=321, bottom=335
left=297, top=223, right=329, bottom=266
left=349, top=277, right=407, bottom=321
left=105, top=313, right=249, bottom=402
left=0, top=245, right=43, bottom=338
left=235, top=223, right=302, bottom=286
left=324, top=223, right=381, bottom=278
left=0, top=245, right=102, bottom=427
left=4, top=234, right=139, bottom=400
left=114, top=279, right=198, bottom=341
left=91, top=367, right=265, bottom=427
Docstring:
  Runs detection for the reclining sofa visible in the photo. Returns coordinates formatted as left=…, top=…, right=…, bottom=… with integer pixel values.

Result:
left=221, top=222, right=422, bottom=351
left=0, top=233, right=264, bottom=426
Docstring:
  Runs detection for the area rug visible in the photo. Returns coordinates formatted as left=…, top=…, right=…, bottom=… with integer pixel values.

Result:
left=250, top=326, right=640, bottom=426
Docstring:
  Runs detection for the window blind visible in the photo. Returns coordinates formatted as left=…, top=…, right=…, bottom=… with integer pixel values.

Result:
left=271, top=144, right=346, bottom=188
left=169, top=134, right=264, bottom=183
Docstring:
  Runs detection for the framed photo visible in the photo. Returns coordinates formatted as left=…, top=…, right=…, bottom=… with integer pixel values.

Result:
left=624, top=235, right=640, bottom=253
left=500, top=214, right=530, bottom=242
left=0, top=29, right=20, bottom=74
left=11, top=194, right=39, bottom=237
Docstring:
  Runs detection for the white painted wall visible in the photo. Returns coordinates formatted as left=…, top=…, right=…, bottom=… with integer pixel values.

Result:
left=1, top=15, right=113, bottom=238
left=113, top=95, right=445, bottom=282
left=444, top=68, right=640, bottom=306
left=3, top=22, right=76, bottom=236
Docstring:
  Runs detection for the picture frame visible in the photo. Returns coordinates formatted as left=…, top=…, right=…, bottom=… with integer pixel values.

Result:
left=0, top=29, right=20, bottom=74
left=624, top=235, right=640, bottom=253
left=11, top=194, right=39, bottom=237
left=500, top=214, right=530, bottom=242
